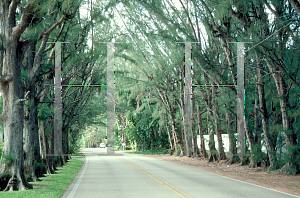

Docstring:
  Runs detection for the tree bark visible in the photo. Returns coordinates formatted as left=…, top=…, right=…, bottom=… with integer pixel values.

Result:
left=38, top=75, right=54, bottom=174
left=38, top=118, right=52, bottom=175
left=225, top=110, right=239, bottom=165
left=244, top=118, right=255, bottom=167
left=23, top=40, right=40, bottom=182
left=255, top=52, right=276, bottom=171
left=192, top=89, right=200, bottom=157
left=166, top=122, right=174, bottom=153
left=197, top=103, right=207, bottom=158
left=212, top=87, right=226, bottom=161
left=203, top=75, right=217, bottom=162
left=0, top=1, right=34, bottom=190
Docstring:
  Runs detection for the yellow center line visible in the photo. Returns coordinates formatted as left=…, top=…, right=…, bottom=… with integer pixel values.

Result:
left=117, top=157, right=193, bottom=198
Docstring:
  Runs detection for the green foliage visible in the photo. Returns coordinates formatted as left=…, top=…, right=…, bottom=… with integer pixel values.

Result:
left=125, top=146, right=132, bottom=150
left=0, top=153, right=14, bottom=166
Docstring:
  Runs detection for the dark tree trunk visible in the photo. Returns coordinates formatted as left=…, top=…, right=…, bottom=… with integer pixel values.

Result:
left=197, top=103, right=207, bottom=158
left=23, top=40, right=39, bottom=182
left=192, top=89, right=200, bottom=157
left=244, top=119, right=255, bottom=167
left=255, top=51, right=276, bottom=171
left=38, top=118, right=52, bottom=174
left=38, top=76, right=53, bottom=174
left=249, top=89, right=263, bottom=168
left=203, top=75, right=217, bottom=162
left=226, top=110, right=239, bottom=165
left=46, top=117, right=56, bottom=172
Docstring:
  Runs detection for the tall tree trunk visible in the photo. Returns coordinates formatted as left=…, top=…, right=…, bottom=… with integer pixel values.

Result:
left=255, top=51, right=276, bottom=171
left=23, top=40, right=39, bottom=182
left=249, top=88, right=263, bottom=168
left=38, top=75, right=54, bottom=174
left=266, top=58, right=297, bottom=174
left=170, top=112, right=180, bottom=154
left=46, top=116, right=58, bottom=171
left=38, top=118, right=52, bottom=174
left=203, top=75, right=217, bottom=162
left=62, top=127, right=68, bottom=165
left=212, top=87, right=226, bottom=161
left=0, top=2, right=33, bottom=189
left=192, top=89, right=200, bottom=157
left=197, top=103, right=207, bottom=158
left=156, top=88, right=180, bottom=153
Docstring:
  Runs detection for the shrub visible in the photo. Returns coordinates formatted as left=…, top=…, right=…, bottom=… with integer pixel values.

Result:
left=125, top=146, right=132, bottom=150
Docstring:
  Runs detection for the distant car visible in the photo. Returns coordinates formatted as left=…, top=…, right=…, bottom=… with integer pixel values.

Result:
left=99, top=143, right=105, bottom=148
left=107, top=143, right=112, bottom=147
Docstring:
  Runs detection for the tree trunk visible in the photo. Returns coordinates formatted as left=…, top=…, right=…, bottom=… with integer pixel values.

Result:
left=38, top=118, right=52, bottom=175
left=166, top=122, right=174, bottom=153
left=255, top=52, right=276, bottom=171
left=203, top=75, right=217, bottom=162
left=192, top=91, right=200, bottom=157
left=226, top=110, right=239, bottom=165
left=212, top=87, right=226, bottom=161
left=62, top=127, right=68, bottom=165
left=249, top=88, right=263, bottom=168
left=46, top=116, right=56, bottom=173
left=0, top=3, right=33, bottom=189
left=197, top=103, right=207, bottom=158
left=170, top=113, right=180, bottom=153
left=244, top=119, right=255, bottom=167
left=23, top=40, right=39, bottom=182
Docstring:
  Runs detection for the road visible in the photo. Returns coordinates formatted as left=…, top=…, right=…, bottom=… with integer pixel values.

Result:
left=61, top=148, right=299, bottom=198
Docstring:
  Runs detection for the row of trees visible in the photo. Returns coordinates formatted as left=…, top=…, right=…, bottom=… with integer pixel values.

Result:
left=109, top=0, right=300, bottom=175
left=0, top=0, right=118, bottom=191
left=1, top=0, right=300, bottom=192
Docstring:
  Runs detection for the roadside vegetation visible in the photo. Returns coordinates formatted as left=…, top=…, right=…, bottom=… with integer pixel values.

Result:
left=0, top=148, right=83, bottom=197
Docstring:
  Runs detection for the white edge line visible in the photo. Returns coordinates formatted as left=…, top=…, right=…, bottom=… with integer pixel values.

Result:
left=207, top=170, right=300, bottom=198
left=146, top=156, right=300, bottom=198
left=67, top=155, right=89, bottom=198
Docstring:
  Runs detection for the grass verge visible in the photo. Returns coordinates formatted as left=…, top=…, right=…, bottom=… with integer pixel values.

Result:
left=0, top=153, right=84, bottom=198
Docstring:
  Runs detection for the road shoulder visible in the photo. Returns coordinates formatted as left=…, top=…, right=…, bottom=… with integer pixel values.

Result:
left=140, top=154, right=300, bottom=197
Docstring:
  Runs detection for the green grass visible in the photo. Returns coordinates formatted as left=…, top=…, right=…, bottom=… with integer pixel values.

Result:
left=70, top=153, right=85, bottom=158
left=0, top=154, right=84, bottom=198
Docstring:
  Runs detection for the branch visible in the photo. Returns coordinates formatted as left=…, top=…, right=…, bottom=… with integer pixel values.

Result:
left=289, top=0, right=300, bottom=17
left=263, top=0, right=298, bottom=42
left=16, top=91, right=30, bottom=103
left=199, top=0, right=225, bottom=36
left=179, top=0, right=197, bottom=40
left=0, top=74, right=13, bottom=83
left=8, top=0, right=20, bottom=27
left=12, top=2, right=34, bottom=39
left=37, top=15, right=67, bottom=40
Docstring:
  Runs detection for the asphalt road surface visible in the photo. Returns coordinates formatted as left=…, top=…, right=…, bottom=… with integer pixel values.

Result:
left=61, top=148, right=299, bottom=198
